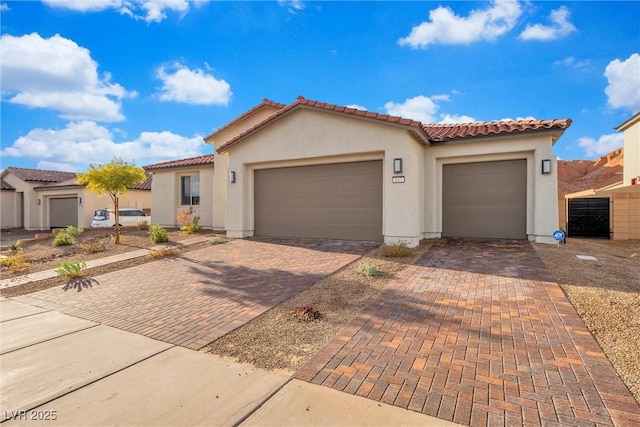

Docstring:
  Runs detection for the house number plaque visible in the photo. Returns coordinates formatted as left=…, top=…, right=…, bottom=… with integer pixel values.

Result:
left=392, top=176, right=405, bottom=183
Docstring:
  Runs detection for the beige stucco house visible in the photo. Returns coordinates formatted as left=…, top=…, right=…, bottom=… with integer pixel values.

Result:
left=0, top=167, right=151, bottom=230
left=144, top=155, right=222, bottom=230
left=202, top=96, right=571, bottom=246
left=563, top=112, right=640, bottom=240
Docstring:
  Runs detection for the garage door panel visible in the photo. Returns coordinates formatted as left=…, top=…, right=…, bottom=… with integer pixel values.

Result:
left=50, top=198, right=78, bottom=229
left=258, top=222, right=379, bottom=242
left=258, top=175, right=379, bottom=194
left=443, top=160, right=526, bottom=239
left=258, top=207, right=382, bottom=224
left=257, top=191, right=382, bottom=209
left=255, top=161, right=382, bottom=241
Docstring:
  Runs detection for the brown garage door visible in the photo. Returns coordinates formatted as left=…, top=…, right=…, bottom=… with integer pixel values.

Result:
left=50, top=197, right=78, bottom=228
left=442, top=160, right=527, bottom=239
left=255, top=161, right=383, bottom=241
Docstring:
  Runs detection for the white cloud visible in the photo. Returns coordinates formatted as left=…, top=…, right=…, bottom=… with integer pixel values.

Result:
left=384, top=96, right=439, bottom=122
left=345, top=104, right=367, bottom=111
left=0, top=33, right=133, bottom=122
left=500, top=116, right=536, bottom=121
left=156, top=64, right=232, bottom=106
left=383, top=95, right=475, bottom=124
left=278, top=0, right=305, bottom=14
left=42, top=0, right=189, bottom=23
left=554, top=56, right=590, bottom=71
left=439, top=114, right=477, bottom=124
left=398, top=0, right=521, bottom=48
left=519, top=6, right=576, bottom=41
left=578, top=133, right=624, bottom=158
left=604, top=53, right=640, bottom=111
left=42, top=0, right=125, bottom=12
left=0, top=121, right=206, bottom=171
left=140, top=0, right=189, bottom=23
left=1, top=3, right=11, bottom=12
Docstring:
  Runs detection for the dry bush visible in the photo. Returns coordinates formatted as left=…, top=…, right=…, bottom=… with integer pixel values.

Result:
left=79, top=238, right=107, bottom=254
left=146, top=247, right=179, bottom=259
left=382, top=242, right=412, bottom=258
left=291, top=304, right=323, bottom=322
left=0, top=250, right=30, bottom=273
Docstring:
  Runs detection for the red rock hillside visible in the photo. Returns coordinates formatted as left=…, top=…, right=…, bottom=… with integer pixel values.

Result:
left=557, top=148, right=624, bottom=195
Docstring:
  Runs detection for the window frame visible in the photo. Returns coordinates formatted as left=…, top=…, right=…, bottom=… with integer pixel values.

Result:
left=180, top=174, right=200, bottom=206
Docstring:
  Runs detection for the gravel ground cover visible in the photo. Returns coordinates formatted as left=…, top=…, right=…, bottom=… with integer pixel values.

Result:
left=204, top=241, right=434, bottom=374
left=4, top=229, right=637, bottom=405
left=532, top=238, right=640, bottom=403
left=0, top=228, right=221, bottom=297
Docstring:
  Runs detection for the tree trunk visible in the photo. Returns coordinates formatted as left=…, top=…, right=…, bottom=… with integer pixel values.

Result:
left=114, top=197, right=121, bottom=244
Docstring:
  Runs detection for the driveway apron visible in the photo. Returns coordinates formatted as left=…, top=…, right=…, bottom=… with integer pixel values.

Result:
left=15, top=238, right=376, bottom=350
left=296, top=239, right=640, bottom=426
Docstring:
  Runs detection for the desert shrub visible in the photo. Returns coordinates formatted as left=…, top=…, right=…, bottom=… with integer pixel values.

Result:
left=149, top=224, right=169, bottom=243
left=209, top=237, right=228, bottom=245
left=64, top=225, right=84, bottom=236
left=79, top=238, right=107, bottom=254
left=53, top=231, right=75, bottom=246
left=136, top=220, right=150, bottom=231
left=356, top=262, right=382, bottom=277
left=7, top=240, right=22, bottom=251
left=177, top=207, right=200, bottom=234
left=0, top=250, right=30, bottom=273
left=291, top=304, right=323, bottom=322
left=382, top=242, right=412, bottom=258
left=55, top=260, right=86, bottom=279
left=146, top=247, right=179, bottom=259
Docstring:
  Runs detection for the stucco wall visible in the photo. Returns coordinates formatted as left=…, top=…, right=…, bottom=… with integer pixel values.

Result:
left=424, top=134, right=559, bottom=243
left=150, top=167, right=215, bottom=229
left=3, top=174, right=41, bottom=230
left=210, top=106, right=281, bottom=149
left=221, top=108, right=427, bottom=247
left=622, top=118, right=640, bottom=186
left=1, top=190, right=20, bottom=229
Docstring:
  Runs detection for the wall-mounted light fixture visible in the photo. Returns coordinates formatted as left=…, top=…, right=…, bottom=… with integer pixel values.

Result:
left=229, top=171, right=236, bottom=183
left=541, top=159, right=551, bottom=174
left=78, top=197, right=83, bottom=206
left=393, top=158, right=403, bottom=174
left=37, top=199, right=41, bottom=205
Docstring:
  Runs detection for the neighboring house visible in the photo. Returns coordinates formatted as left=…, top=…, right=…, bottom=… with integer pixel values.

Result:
left=0, top=167, right=151, bottom=230
left=200, top=96, right=571, bottom=246
left=1, top=178, right=19, bottom=229
left=144, top=154, right=220, bottom=230
left=563, top=112, right=640, bottom=240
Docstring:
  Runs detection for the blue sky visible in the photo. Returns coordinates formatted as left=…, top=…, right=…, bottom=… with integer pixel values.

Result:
left=1, top=1, right=639, bottom=172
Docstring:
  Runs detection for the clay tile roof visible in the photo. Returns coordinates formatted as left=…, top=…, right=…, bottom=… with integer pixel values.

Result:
left=1, top=178, right=15, bottom=191
left=204, top=98, right=286, bottom=142
left=216, top=96, right=428, bottom=153
left=424, top=118, right=572, bottom=142
left=4, top=167, right=77, bottom=183
left=143, top=154, right=215, bottom=171
left=134, top=173, right=153, bottom=190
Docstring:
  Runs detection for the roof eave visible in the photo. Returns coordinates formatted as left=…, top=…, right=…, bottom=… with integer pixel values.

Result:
left=216, top=102, right=431, bottom=153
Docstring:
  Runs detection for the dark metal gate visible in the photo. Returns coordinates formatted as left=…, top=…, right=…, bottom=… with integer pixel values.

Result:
left=567, top=198, right=610, bottom=238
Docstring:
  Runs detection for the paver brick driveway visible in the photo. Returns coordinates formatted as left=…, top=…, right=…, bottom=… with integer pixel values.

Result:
left=296, top=239, right=640, bottom=427
left=15, top=238, right=377, bottom=350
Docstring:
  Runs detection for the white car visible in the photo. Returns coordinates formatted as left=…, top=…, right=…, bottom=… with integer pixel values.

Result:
left=91, top=208, right=151, bottom=228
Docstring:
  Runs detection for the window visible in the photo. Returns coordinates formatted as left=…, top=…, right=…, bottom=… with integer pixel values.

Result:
left=181, top=175, right=200, bottom=205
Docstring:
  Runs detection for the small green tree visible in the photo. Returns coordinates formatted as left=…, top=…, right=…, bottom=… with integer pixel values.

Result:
left=76, top=157, right=146, bottom=244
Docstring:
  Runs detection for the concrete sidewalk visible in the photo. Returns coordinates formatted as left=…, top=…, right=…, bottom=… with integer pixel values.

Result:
left=0, top=235, right=213, bottom=290
left=1, top=298, right=456, bottom=426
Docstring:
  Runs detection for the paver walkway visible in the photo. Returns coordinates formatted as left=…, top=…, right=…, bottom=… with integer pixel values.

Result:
left=296, top=239, right=640, bottom=427
left=0, top=235, right=213, bottom=289
left=16, top=238, right=377, bottom=350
